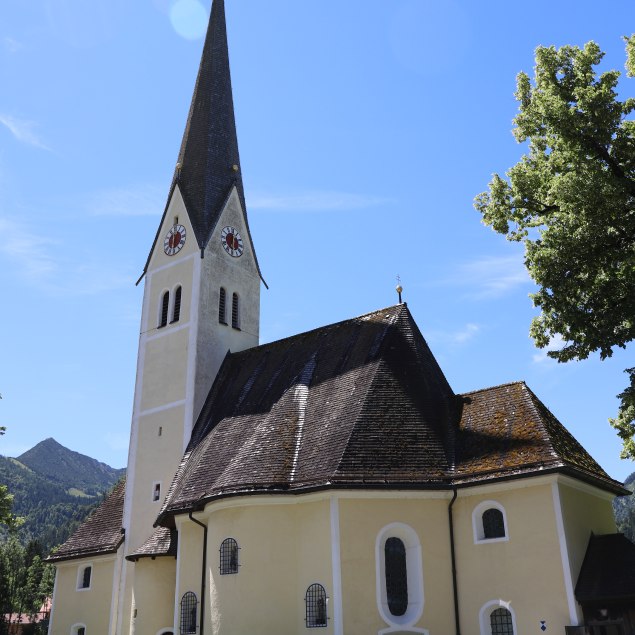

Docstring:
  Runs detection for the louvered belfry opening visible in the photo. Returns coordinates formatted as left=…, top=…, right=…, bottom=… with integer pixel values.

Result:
left=305, top=583, right=327, bottom=628
left=231, top=292, right=239, bottom=329
left=219, top=287, right=227, bottom=324
left=385, top=537, right=408, bottom=616
left=180, top=591, right=197, bottom=635
left=159, top=291, right=170, bottom=328
left=483, top=508, right=505, bottom=539
left=219, top=537, right=239, bottom=574
left=172, top=286, right=182, bottom=323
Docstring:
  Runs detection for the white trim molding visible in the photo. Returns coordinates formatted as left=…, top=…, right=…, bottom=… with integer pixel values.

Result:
left=330, top=496, right=344, bottom=635
left=375, top=523, right=425, bottom=632
left=551, top=482, right=580, bottom=625
left=479, top=599, right=518, bottom=635
left=76, top=562, right=93, bottom=591
left=472, top=500, right=509, bottom=544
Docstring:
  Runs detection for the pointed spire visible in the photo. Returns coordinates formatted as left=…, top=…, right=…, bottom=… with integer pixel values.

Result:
left=174, top=0, right=246, bottom=249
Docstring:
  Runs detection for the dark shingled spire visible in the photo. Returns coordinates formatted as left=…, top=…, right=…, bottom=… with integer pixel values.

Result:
left=141, top=0, right=265, bottom=284
left=175, top=0, right=244, bottom=247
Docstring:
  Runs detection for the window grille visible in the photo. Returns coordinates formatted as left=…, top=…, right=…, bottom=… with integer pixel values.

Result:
left=385, top=537, right=408, bottom=616
left=180, top=592, right=197, bottom=635
left=172, top=286, right=182, bottom=323
left=219, top=538, right=239, bottom=574
left=231, top=293, right=239, bottom=329
left=305, top=583, right=327, bottom=628
left=219, top=288, right=227, bottom=324
left=159, top=291, right=169, bottom=328
left=81, top=566, right=91, bottom=589
left=483, top=508, right=505, bottom=539
left=490, top=607, right=514, bottom=634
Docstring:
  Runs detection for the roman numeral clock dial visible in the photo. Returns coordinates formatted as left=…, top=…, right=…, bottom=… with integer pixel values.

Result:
left=220, top=226, right=244, bottom=257
left=164, top=224, right=187, bottom=256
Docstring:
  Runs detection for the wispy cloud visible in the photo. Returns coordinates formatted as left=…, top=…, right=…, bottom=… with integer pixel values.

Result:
left=87, top=184, right=164, bottom=217
left=0, top=114, right=49, bottom=150
left=426, top=322, right=480, bottom=346
left=532, top=334, right=566, bottom=364
left=0, top=217, right=132, bottom=295
left=248, top=190, right=392, bottom=213
left=448, top=254, right=530, bottom=299
left=3, top=37, right=23, bottom=54
left=0, top=217, right=57, bottom=279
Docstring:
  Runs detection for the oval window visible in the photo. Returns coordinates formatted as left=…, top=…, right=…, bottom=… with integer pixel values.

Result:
left=384, top=537, right=408, bottom=616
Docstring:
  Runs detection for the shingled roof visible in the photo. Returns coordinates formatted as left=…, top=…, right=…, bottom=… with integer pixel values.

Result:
left=127, top=527, right=178, bottom=562
left=156, top=304, right=624, bottom=526
left=575, top=533, right=635, bottom=602
left=454, top=382, right=622, bottom=489
left=141, top=0, right=265, bottom=285
left=47, top=479, right=126, bottom=563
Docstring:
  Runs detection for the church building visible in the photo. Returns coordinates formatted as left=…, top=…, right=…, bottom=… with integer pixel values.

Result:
left=46, top=2, right=632, bottom=634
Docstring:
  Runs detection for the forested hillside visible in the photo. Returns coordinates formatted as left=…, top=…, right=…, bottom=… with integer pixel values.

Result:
left=613, top=471, right=635, bottom=542
left=0, top=438, right=124, bottom=553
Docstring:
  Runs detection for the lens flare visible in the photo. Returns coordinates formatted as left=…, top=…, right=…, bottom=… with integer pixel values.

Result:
left=169, top=0, right=208, bottom=40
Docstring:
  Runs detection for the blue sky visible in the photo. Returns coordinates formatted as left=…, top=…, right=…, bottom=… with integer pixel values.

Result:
left=0, top=0, right=633, bottom=483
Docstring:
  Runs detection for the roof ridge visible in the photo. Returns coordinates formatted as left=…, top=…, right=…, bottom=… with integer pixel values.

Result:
left=230, top=304, right=408, bottom=356
left=460, top=380, right=527, bottom=397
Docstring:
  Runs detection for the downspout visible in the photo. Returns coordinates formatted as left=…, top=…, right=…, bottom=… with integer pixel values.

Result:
left=448, top=487, right=461, bottom=635
left=189, top=512, right=208, bottom=635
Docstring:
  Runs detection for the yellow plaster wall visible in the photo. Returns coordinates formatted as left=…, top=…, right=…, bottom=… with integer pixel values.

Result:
left=453, top=483, right=570, bottom=635
left=181, top=500, right=332, bottom=635
left=559, top=482, right=617, bottom=586
left=338, top=496, right=454, bottom=634
left=132, top=558, right=176, bottom=635
left=50, top=557, right=116, bottom=635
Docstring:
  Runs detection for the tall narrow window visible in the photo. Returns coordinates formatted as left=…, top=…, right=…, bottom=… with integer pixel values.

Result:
left=159, top=291, right=169, bottom=328
left=171, top=286, right=182, bottom=323
left=483, top=508, right=505, bottom=539
left=219, top=538, right=239, bottom=574
left=385, top=537, right=408, bottom=616
left=231, top=293, right=240, bottom=329
left=78, top=629, right=85, bottom=635
left=77, top=564, right=92, bottom=590
left=305, top=583, right=327, bottom=628
left=219, top=287, right=227, bottom=324
left=153, top=483, right=161, bottom=502
left=180, top=592, right=197, bottom=635
left=490, top=607, right=514, bottom=634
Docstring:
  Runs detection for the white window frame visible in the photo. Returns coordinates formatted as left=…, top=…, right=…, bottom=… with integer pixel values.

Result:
left=472, top=500, right=509, bottom=544
left=152, top=481, right=162, bottom=503
left=479, top=600, right=517, bottom=635
left=71, top=623, right=87, bottom=635
left=156, top=629, right=174, bottom=635
left=375, top=522, right=426, bottom=634
left=76, top=564, right=92, bottom=591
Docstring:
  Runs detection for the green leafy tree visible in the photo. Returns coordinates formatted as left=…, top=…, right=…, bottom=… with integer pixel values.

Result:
left=475, top=36, right=635, bottom=457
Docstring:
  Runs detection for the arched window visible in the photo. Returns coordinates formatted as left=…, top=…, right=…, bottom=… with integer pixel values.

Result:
left=71, top=624, right=86, bottom=635
left=171, top=286, right=182, bottom=323
left=473, top=501, right=508, bottom=543
left=490, top=607, right=514, bottom=634
left=159, top=291, right=169, bottom=328
left=305, top=583, right=327, bottom=628
left=77, top=564, right=92, bottom=590
left=385, top=537, right=408, bottom=616
left=479, top=600, right=517, bottom=635
left=219, top=538, right=239, bottom=574
left=179, top=592, right=197, bottom=635
left=231, top=293, right=240, bottom=329
left=219, top=287, right=227, bottom=324
left=376, top=523, right=424, bottom=629
left=483, top=508, right=505, bottom=539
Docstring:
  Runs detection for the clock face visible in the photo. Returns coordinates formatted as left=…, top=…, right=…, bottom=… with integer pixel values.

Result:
left=164, top=224, right=186, bottom=256
left=220, top=226, right=244, bottom=257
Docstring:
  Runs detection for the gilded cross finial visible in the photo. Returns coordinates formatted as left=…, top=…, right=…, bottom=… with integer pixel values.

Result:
left=396, top=275, right=403, bottom=304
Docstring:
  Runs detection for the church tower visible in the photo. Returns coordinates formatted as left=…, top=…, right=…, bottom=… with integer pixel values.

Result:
left=118, top=0, right=264, bottom=630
